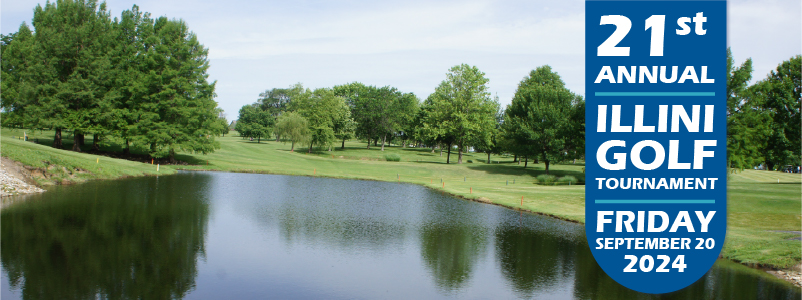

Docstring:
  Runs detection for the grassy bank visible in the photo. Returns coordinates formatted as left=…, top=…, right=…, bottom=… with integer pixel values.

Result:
left=1, top=133, right=175, bottom=186
left=3, top=128, right=800, bottom=269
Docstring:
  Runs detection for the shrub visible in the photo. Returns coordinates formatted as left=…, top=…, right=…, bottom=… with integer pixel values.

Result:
left=467, top=160, right=473, bottom=163
left=536, top=174, right=556, bottom=184
left=384, top=153, right=401, bottom=162
left=558, top=175, right=578, bottom=185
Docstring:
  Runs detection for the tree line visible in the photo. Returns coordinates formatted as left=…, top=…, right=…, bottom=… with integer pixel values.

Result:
left=1, top=0, right=227, bottom=161
left=236, top=64, right=585, bottom=174
left=238, top=52, right=800, bottom=173
left=726, top=50, right=801, bottom=171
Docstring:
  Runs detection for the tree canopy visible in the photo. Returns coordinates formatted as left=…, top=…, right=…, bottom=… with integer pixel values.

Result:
left=0, top=1, right=222, bottom=160
left=502, top=66, right=584, bottom=174
left=419, top=64, right=499, bottom=164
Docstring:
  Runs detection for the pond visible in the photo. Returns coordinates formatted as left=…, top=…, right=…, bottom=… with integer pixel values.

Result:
left=1, top=171, right=799, bottom=299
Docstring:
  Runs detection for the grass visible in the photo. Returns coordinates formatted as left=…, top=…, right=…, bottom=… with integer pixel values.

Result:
left=2, top=128, right=800, bottom=269
left=1, top=131, right=175, bottom=186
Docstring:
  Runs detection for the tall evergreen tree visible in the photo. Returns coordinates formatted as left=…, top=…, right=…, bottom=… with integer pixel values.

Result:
left=133, top=17, right=220, bottom=161
left=0, top=24, right=38, bottom=131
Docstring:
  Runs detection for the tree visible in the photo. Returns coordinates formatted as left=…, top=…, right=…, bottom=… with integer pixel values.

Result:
left=235, top=104, right=272, bottom=143
left=755, top=55, right=801, bottom=170
left=334, top=82, right=419, bottom=151
left=274, top=111, right=310, bottom=152
left=725, top=48, right=771, bottom=170
left=292, top=88, right=353, bottom=153
left=257, top=84, right=303, bottom=118
left=132, top=17, right=220, bottom=161
left=2, top=0, right=116, bottom=150
left=423, top=64, right=499, bottom=164
left=502, top=66, right=583, bottom=174
left=0, top=23, right=38, bottom=131
left=213, top=108, right=229, bottom=137
left=474, top=108, right=505, bottom=163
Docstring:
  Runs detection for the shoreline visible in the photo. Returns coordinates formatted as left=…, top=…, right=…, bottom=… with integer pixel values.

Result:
left=179, top=167, right=802, bottom=288
left=1, top=156, right=799, bottom=288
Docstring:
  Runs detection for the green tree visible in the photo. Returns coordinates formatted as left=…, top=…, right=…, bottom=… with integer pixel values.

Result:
left=755, top=55, right=801, bottom=170
left=422, top=64, right=499, bottom=164
left=503, top=66, right=583, bottom=174
left=3, top=0, right=115, bottom=150
left=104, top=5, right=150, bottom=154
left=0, top=23, right=38, bottom=131
left=725, top=48, right=771, bottom=170
left=292, top=88, right=352, bottom=153
left=132, top=17, right=220, bottom=161
left=334, top=82, right=419, bottom=151
left=274, top=111, right=310, bottom=152
left=257, top=83, right=304, bottom=117
left=474, top=108, right=504, bottom=163
left=235, top=104, right=272, bottom=143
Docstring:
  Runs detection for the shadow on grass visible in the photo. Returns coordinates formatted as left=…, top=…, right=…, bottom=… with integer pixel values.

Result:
left=467, top=164, right=585, bottom=180
left=410, top=160, right=449, bottom=165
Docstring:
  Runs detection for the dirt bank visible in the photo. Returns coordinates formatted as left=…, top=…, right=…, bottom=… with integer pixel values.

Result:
left=1, top=156, right=45, bottom=197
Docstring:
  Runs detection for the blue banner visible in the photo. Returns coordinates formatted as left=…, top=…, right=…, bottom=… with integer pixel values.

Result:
left=585, top=0, right=727, bottom=294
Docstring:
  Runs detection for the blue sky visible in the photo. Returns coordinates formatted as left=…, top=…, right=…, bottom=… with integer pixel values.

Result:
left=2, top=0, right=800, bottom=120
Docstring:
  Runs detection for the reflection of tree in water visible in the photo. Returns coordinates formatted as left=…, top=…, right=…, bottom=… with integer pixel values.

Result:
left=1, top=174, right=210, bottom=300
left=416, top=195, right=492, bottom=292
left=419, top=223, right=488, bottom=291
left=571, top=240, right=802, bottom=300
left=494, top=224, right=576, bottom=298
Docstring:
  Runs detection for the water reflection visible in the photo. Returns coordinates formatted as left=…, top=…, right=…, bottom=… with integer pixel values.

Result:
left=1, top=172, right=799, bottom=299
left=495, top=224, right=576, bottom=297
left=1, top=174, right=210, bottom=300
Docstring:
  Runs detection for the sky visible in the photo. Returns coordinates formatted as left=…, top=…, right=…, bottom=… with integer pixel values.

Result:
left=2, top=0, right=800, bottom=120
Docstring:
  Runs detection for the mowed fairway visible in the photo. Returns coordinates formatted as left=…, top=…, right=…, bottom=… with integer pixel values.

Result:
left=2, top=128, right=800, bottom=268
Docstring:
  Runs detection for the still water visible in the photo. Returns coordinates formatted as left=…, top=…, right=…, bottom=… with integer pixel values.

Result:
left=1, top=171, right=799, bottom=299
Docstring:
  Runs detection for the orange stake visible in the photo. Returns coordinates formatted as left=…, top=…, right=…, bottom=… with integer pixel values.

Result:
left=470, top=187, right=472, bottom=194
left=442, top=182, right=445, bottom=188
left=314, top=168, right=316, bottom=175
left=521, top=196, right=523, bottom=206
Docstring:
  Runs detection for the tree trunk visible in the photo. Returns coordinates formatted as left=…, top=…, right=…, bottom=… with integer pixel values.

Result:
left=514, top=155, right=518, bottom=163
left=439, top=143, right=443, bottom=156
left=457, top=143, right=463, bottom=164
left=291, top=141, right=295, bottom=152
left=308, top=142, right=313, bottom=153
left=381, top=134, right=386, bottom=151
left=123, top=139, right=130, bottom=154
left=487, top=152, right=491, bottom=164
left=545, top=160, right=550, bottom=174
left=341, top=138, right=346, bottom=149
left=92, top=134, right=100, bottom=151
left=169, top=149, right=177, bottom=164
left=431, top=144, right=436, bottom=153
left=374, top=139, right=378, bottom=146
left=53, top=129, right=62, bottom=148
left=533, top=157, right=539, bottom=164
left=447, top=143, right=452, bottom=164
left=257, top=136, right=261, bottom=143
left=72, top=132, right=82, bottom=152
left=367, top=139, right=371, bottom=149
left=524, top=156, right=528, bottom=168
